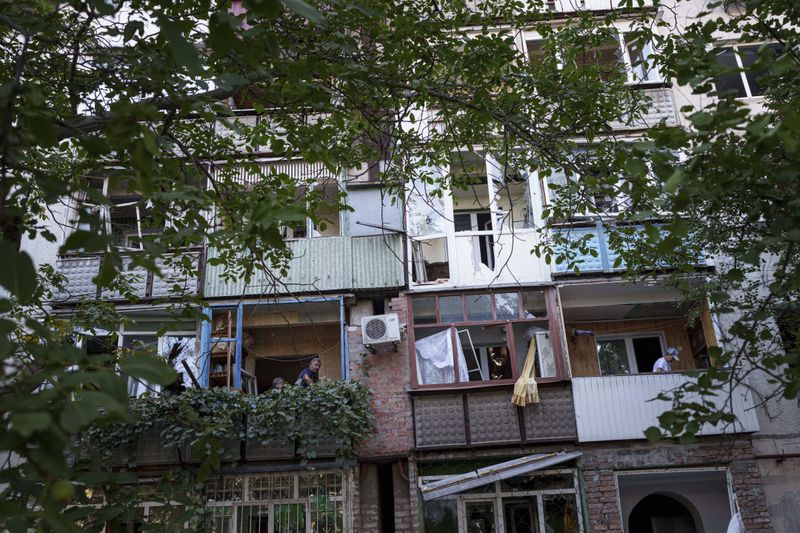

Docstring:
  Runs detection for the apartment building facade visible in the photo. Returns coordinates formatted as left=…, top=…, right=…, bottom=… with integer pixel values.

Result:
left=19, top=0, right=799, bottom=532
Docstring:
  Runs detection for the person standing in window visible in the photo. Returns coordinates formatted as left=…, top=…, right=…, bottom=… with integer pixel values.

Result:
left=653, top=347, right=680, bottom=373
left=296, top=357, right=321, bottom=387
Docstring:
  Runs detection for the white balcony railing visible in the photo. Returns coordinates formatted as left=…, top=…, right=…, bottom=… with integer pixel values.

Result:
left=572, top=373, right=759, bottom=442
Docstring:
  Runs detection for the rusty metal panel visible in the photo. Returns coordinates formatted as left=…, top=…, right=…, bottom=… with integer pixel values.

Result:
left=522, top=384, right=577, bottom=442
left=467, top=390, right=521, bottom=444
left=572, top=374, right=760, bottom=443
left=351, top=234, right=404, bottom=289
left=53, top=255, right=101, bottom=301
left=414, top=395, right=467, bottom=448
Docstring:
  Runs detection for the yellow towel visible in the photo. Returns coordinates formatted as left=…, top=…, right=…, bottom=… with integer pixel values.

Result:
left=512, top=335, right=539, bottom=406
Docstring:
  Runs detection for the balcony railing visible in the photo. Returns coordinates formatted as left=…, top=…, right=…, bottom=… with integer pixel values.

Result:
left=412, top=383, right=577, bottom=449
left=571, top=373, right=760, bottom=442
left=204, top=234, right=405, bottom=298
left=53, top=250, right=201, bottom=302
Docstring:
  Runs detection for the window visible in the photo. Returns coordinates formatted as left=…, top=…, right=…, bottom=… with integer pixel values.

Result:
left=74, top=177, right=164, bottom=250
left=422, top=470, right=583, bottom=533
left=81, top=324, right=199, bottom=397
left=410, top=289, right=561, bottom=387
left=714, top=44, right=781, bottom=98
left=543, top=152, right=630, bottom=218
left=530, top=32, right=660, bottom=84
left=596, top=333, right=665, bottom=375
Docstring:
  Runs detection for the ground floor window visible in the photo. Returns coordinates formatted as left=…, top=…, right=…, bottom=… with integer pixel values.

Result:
left=421, top=470, right=583, bottom=533
left=205, top=471, right=346, bottom=533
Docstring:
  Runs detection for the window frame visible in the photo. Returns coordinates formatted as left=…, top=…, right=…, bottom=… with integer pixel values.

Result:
left=713, top=43, right=779, bottom=99
left=408, top=288, right=566, bottom=390
left=595, top=331, right=667, bottom=375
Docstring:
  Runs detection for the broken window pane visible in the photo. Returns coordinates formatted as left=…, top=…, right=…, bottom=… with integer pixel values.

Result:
left=522, top=290, right=547, bottom=318
left=455, top=235, right=495, bottom=278
left=407, top=168, right=449, bottom=238
left=495, top=292, right=520, bottom=320
left=423, top=499, right=457, bottom=533
left=543, top=494, right=580, bottom=533
left=513, top=323, right=556, bottom=378
left=495, top=178, right=534, bottom=231
left=624, top=34, right=658, bottom=82
left=451, top=152, right=492, bottom=232
left=412, top=237, right=449, bottom=283
left=459, top=325, right=512, bottom=382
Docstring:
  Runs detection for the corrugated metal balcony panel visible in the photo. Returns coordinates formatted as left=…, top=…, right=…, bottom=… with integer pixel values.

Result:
left=572, top=374, right=760, bottom=443
left=152, top=252, right=201, bottom=297
left=350, top=234, right=405, bottom=289
left=205, top=235, right=404, bottom=298
left=54, top=255, right=101, bottom=301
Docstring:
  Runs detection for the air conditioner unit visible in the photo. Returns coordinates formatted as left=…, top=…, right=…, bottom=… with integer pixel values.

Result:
left=361, top=313, right=401, bottom=348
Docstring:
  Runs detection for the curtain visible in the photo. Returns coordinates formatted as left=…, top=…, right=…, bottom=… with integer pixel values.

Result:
left=415, top=329, right=469, bottom=385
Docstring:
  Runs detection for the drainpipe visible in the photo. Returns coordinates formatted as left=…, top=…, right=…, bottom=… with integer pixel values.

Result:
left=340, top=295, right=349, bottom=380
left=199, top=307, right=212, bottom=387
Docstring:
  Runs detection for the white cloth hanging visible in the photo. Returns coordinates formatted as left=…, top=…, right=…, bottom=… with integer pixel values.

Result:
left=415, top=329, right=469, bottom=384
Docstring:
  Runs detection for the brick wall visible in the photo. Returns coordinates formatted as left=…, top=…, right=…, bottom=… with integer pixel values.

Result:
left=580, top=439, right=773, bottom=532
left=350, top=295, right=414, bottom=458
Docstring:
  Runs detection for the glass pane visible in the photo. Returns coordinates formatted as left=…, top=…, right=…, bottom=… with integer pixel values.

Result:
left=513, top=323, right=556, bottom=378
left=714, top=48, right=746, bottom=97
left=597, top=339, right=630, bottom=375
left=122, top=335, right=158, bottom=351
left=495, top=292, right=521, bottom=320
left=495, top=179, right=533, bottom=231
left=237, top=504, right=270, bottom=533
left=739, top=44, right=780, bottom=97
left=440, top=296, right=463, bottom=323
left=575, top=37, right=624, bottom=82
left=407, top=171, right=449, bottom=238
left=459, top=326, right=511, bottom=382
left=467, top=501, right=496, bottom=533
left=424, top=500, right=458, bottom=533
left=466, top=294, right=493, bottom=321
left=415, top=328, right=456, bottom=384
left=501, top=472, right=575, bottom=492
left=543, top=494, right=580, bottom=533
left=162, top=335, right=198, bottom=389
left=625, top=35, right=656, bottom=82
left=206, top=477, right=243, bottom=502
left=413, top=297, right=437, bottom=324
left=522, top=290, right=547, bottom=318
left=504, top=498, right=541, bottom=533
left=274, top=504, right=306, bottom=533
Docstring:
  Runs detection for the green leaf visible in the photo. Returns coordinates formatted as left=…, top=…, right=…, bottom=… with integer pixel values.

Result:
left=11, top=412, right=52, bottom=438
left=644, top=426, right=663, bottom=442
left=118, top=354, right=178, bottom=386
left=0, top=241, right=37, bottom=304
left=281, top=0, right=323, bottom=23
left=159, top=18, right=202, bottom=74
left=60, top=391, right=126, bottom=433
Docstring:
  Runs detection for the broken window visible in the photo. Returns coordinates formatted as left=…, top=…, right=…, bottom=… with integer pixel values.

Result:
left=623, top=34, right=659, bottom=83
left=573, top=35, right=625, bottom=82
left=208, top=302, right=343, bottom=393
left=412, top=237, right=450, bottom=284
left=74, top=177, right=165, bottom=251
left=411, top=289, right=561, bottom=386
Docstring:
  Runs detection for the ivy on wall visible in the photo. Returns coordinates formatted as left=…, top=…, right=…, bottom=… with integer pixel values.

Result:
left=85, top=381, right=374, bottom=469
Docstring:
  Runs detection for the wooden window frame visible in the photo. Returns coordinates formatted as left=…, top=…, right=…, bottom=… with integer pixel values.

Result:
left=408, top=288, right=567, bottom=390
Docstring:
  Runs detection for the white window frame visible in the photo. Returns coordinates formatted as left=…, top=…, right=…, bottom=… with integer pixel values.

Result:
left=523, top=30, right=662, bottom=86
left=77, top=325, right=199, bottom=397
left=714, top=43, right=775, bottom=99
left=420, top=468, right=585, bottom=533
left=595, top=331, right=667, bottom=374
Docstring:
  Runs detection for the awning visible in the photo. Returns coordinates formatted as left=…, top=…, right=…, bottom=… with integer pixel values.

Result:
left=420, top=451, right=582, bottom=501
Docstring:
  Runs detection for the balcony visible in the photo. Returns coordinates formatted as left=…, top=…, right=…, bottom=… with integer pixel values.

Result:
left=571, top=373, right=759, bottom=442
left=53, top=249, right=201, bottom=302
left=609, top=87, right=679, bottom=130
left=204, top=234, right=404, bottom=298
left=411, top=383, right=577, bottom=449
left=553, top=223, right=706, bottom=274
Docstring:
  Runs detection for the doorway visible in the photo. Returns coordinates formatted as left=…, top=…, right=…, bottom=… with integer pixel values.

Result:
left=629, top=494, right=697, bottom=533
